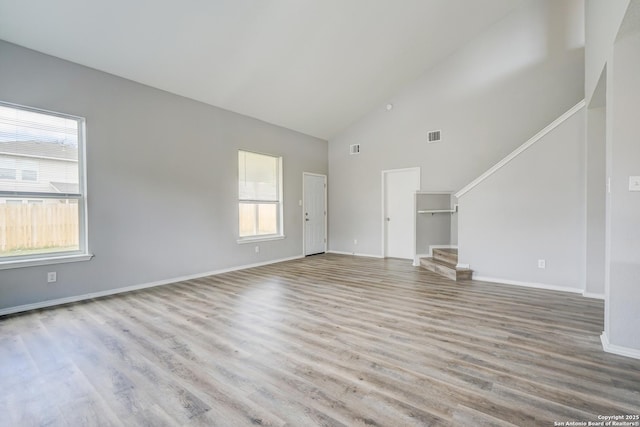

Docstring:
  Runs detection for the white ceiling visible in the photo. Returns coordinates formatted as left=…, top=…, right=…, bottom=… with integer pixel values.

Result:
left=0, top=0, right=523, bottom=140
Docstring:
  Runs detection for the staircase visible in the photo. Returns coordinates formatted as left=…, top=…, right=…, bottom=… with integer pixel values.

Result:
left=419, top=248, right=472, bottom=281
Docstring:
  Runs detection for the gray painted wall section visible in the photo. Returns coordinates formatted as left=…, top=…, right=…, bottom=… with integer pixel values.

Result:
left=585, top=106, right=606, bottom=296
left=607, top=29, right=640, bottom=350
left=416, top=193, right=452, bottom=255
left=328, top=0, right=585, bottom=257
left=585, top=0, right=630, bottom=103
left=458, top=109, right=586, bottom=291
left=0, top=41, right=327, bottom=311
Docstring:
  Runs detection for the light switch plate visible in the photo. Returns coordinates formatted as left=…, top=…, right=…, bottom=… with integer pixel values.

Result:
left=629, top=176, right=640, bottom=191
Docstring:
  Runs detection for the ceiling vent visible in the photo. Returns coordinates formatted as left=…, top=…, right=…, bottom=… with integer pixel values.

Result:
left=427, top=130, right=442, bottom=143
left=349, top=144, right=361, bottom=155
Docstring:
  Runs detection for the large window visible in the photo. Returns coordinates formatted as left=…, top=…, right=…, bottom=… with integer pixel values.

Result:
left=0, top=101, right=88, bottom=265
left=238, top=150, right=283, bottom=240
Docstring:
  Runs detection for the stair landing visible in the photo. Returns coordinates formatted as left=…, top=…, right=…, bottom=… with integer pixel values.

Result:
left=420, top=248, right=472, bottom=281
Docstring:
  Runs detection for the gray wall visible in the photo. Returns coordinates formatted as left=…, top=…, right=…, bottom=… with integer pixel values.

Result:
left=585, top=0, right=630, bottom=103
left=0, top=41, right=327, bottom=311
left=328, top=0, right=585, bottom=257
left=607, top=28, right=640, bottom=350
left=415, top=193, right=452, bottom=255
left=458, top=109, right=586, bottom=291
left=585, top=0, right=640, bottom=355
left=585, top=106, right=606, bottom=296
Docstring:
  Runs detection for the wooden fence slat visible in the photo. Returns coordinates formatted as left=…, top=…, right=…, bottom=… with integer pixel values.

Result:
left=0, top=203, right=79, bottom=254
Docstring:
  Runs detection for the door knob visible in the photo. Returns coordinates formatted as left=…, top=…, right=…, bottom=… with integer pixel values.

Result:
left=386, top=217, right=390, bottom=221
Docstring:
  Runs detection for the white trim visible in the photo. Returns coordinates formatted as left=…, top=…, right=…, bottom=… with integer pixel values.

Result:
left=327, top=250, right=384, bottom=259
left=601, top=332, right=640, bottom=360
left=0, top=100, right=90, bottom=267
left=416, top=190, right=455, bottom=195
left=302, top=172, right=327, bottom=256
left=455, top=100, right=586, bottom=198
left=456, top=263, right=470, bottom=269
left=0, top=253, right=93, bottom=270
left=237, top=150, right=284, bottom=239
left=472, top=275, right=584, bottom=294
left=582, top=292, right=605, bottom=300
left=0, top=255, right=303, bottom=317
left=237, top=235, right=285, bottom=244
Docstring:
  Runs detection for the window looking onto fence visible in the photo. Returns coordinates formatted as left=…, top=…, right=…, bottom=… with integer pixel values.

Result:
left=0, top=101, right=88, bottom=262
left=238, top=150, right=283, bottom=240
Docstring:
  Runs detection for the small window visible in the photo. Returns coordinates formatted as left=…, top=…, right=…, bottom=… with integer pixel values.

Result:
left=238, top=150, right=283, bottom=240
left=0, top=158, right=17, bottom=180
left=0, top=101, right=88, bottom=264
left=19, top=160, right=38, bottom=181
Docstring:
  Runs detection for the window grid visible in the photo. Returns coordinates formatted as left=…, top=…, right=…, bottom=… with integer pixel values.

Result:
left=238, top=150, right=283, bottom=240
left=0, top=101, right=88, bottom=263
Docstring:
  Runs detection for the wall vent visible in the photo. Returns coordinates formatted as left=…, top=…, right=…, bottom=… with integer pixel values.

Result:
left=427, top=130, right=442, bottom=143
left=349, top=144, right=361, bottom=155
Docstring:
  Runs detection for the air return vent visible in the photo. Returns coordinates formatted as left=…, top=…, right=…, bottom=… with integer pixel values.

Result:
left=349, top=144, right=361, bottom=155
left=427, top=130, right=442, bottom=143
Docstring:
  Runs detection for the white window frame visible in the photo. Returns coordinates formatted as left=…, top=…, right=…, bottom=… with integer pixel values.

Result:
left=0, top=101, right=91, bottom=270
left=237, top=149, right=284, bottom=243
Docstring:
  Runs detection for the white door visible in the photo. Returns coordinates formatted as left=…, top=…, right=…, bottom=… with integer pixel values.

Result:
left=383, top=168, right=420, bottom=259
left=304, top=173, right=327, bottom=255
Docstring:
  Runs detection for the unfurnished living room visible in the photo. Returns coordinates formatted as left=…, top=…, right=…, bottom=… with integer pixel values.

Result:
left=0, top=1, right=639, bottom=426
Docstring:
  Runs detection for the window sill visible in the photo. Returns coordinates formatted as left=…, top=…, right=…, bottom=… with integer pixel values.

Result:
left=237, top=235, right=285, bottom=244
left=0, top=253, right=94, bottom=270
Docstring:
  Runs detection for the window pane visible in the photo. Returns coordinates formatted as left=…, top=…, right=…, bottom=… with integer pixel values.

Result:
left=0, top=167, right=16, bottom=180
left=0, top=198, right=79, bottom=257
left=257, top=203, right=277, bottom=235
left=238, top=203, right=278, bottom=237
left=0, top=105, right=79, bottom=193
left=20, top=160, right=38, bottom=181
left=238, top=151, right=278, bottom=201
left=21, top=170, right=37, bottom=181
left=239, top=203, right=256, bottom=237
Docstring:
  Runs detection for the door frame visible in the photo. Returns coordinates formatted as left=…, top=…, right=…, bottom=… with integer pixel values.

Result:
left=302, top=172, right=327, bottom=256
left=381, top=167, right=420, bottom=259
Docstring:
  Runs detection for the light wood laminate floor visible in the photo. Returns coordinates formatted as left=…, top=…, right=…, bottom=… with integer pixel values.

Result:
left=1, top=254, right=639, bottom=426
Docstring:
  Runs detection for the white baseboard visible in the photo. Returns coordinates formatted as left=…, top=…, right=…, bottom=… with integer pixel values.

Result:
left=472, top=275, right=584, bottom=294
left=0, top=255, right=304, bottom=317
left=327, top=250, right=384, bottom=259
left=582, top=292, right=605, bottom=300
left=601, top=332, right=640, bottom=360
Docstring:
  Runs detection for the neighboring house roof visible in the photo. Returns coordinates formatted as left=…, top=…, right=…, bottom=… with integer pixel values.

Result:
left=50, top=182, right=79, bottom=194
left=0, top=140, right=77, bottom=161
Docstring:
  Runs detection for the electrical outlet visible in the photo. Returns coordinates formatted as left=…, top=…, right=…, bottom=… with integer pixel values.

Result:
left=538, top=259, right=546, bottom=269
left=254, top=246, right=260, bottom=254
left=629, top=176, right=640, bottom=191
left=47, top=272, right=57, bottom=283
left=354, top=239, right=358, bottom=245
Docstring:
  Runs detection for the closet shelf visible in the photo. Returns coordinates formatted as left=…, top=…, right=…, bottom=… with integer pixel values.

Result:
left=417, top=205, right=458, bottom=215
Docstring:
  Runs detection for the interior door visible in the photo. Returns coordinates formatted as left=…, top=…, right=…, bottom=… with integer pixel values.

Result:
left=304, top=173, right=326, bottom=255
left=383, top=168, right=420, bottom=259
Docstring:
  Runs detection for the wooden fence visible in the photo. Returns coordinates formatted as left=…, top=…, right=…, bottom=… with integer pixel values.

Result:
left=0, top=203, right=79, bottom=253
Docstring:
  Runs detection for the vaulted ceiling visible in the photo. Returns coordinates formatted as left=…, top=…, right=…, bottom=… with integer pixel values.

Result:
left=0, top=0, right=524, bottom=139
